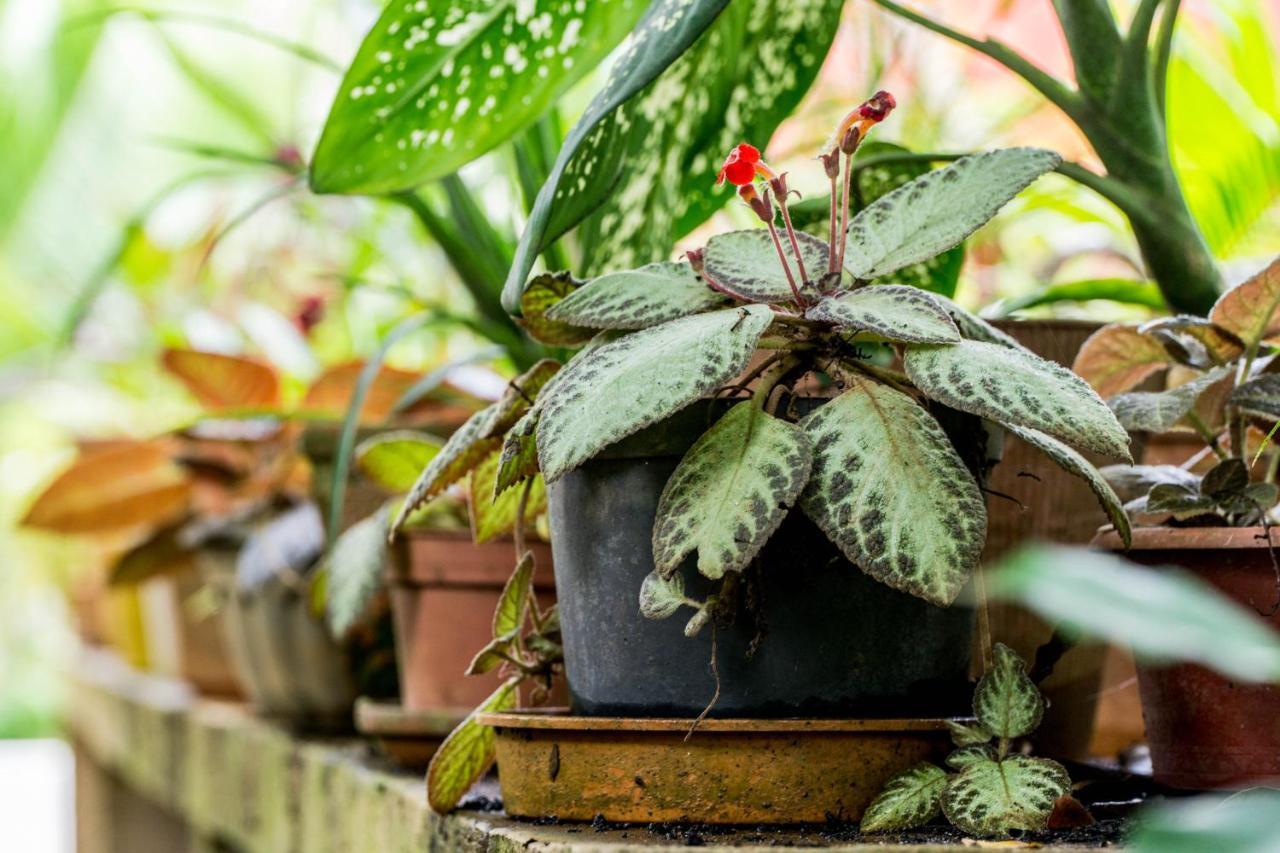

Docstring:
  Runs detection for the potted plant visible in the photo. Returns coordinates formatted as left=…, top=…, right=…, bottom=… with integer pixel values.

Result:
left=415, top=91, right=1132, bottom=818
left=1074, top=255, right=1280, bottom=789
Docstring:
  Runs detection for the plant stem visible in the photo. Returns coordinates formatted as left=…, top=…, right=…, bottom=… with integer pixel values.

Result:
left=776, top=196, right=809, bottom=285
left=826, top=170, right=839, bottom=275
left=752, top=355, right=802, bottom=409
left=1185, top=412, right=1229, bottom=461
left=765, top=217, right=805, bottom=308
left=835, top=152, right=855, bottom=275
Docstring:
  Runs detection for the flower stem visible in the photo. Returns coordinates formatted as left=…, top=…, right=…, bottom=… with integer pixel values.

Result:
left=776, top=196, right=809, bottom=285
left=835, top=152, right=856, bottom=274
left=765, top=218, right=805, bottom=308
left=827, top=170, right=839, bottom=275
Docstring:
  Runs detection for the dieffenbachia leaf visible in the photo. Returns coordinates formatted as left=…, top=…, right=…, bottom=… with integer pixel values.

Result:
left=798, top=373, right=986, bottom=606
left=859, top=763, right=947, bottom=833
left=536, top=306, right=774, bottom=480
left=702, top=229, right=829, bottom=302
left=355, top=431, right=444, bottom=493
left=324, top=506, right=390, bottom=637
left=426, top=677, right=520, bottom=814
left=546, top=262, right=726, bottom=329
left=481, top=359, right=561, bottom=439
left=518, top=271, right=595, bottom=346
left=1007, top=425, right=1131, bottom=548
left=946, top=720, right=993, bottom=747
left=806, top=285, right=961, bottom=343
left=392, top=404, right=501, bottom=533
left=652, top=402, right=812, bottom=579
left=638, top=570, right=689, bottom=620
left=904, top=339, right=1132, bottom=460
left=1230, top=374, right=1280, bottom=418
left=470, top=450, right=546, bottom=543
left=973, top=643, right=1044, bottom=739
left=1100, top=464, right=1201, bottom=502
left=844, top=148, right=1061, bottom=281
left=1107, top=365, right=1233, bottom=433
left=494, top=409, right=541, bottom=496
left=941, top=755, right=1071, bottom=837
left=1208, top=256, right=1280, bottom=350
left=310, top=0, right=646, bottom=194
left=492, top=551, right=534, bottom=638
left=502, top=0, right=841, bottom=308
left=1073, top=324, right=1173, bottom=398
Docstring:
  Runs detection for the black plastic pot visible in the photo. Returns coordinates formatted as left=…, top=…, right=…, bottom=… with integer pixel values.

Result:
left=547, top=400, right=978, bottom=719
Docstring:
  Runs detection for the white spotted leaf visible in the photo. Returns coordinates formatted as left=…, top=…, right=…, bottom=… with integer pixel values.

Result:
left=860, top=763, right=948, bottom=833
left=536, top=306, right=774, bottom=481
left=844, top=148, right=1060, bottom=281
left=806, top=285, right=960, bottom=343
left=973, top=643, right=1044, bottom=739
left=798, top=374, right=986, bottom=606
left=941, top=755, right=1071, bottom=837
left=311, top=0, right=646, bottom=194
left=702, top=229, right=830, bottom=302
left=904, top=339, right=1132, bottom=460
left=652, top=402, right=813, bottom=580
left=546, top=262, right=727, bottom=329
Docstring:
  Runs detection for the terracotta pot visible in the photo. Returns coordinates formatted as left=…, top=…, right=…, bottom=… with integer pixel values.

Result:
left=389, top=530, right=556, bottom=712
left=1095, top=525, right=1280, bottom=789
left=140, top=558, right=243, bottom=698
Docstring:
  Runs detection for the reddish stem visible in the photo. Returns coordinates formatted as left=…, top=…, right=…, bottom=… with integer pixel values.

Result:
left=776, top=197, right=809, bottom=286
left=766, top=218, right=806, bottom=309
left=827, top=171, right=839, bottom=275
left=835, top=152, right=855, bottom=275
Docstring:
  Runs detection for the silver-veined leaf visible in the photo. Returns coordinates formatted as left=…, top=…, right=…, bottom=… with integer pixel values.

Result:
left=941, top=755, right=1071, bottom=837
left=859, top=763, right=947, bottom=833
left=355, top=431, right=443, bottom=494
left=798, top=374, right=986, bottom=606
left=426, top=677, right=520, bottom=814
left=1107, top=365, right=1233, bottom=433
left=946, top=719, right=993, bottom=747
left=973, top=643, right=1044, bottom=739
left=946, top=746, right=996, bottom=770
left=536, top=306, right=773, bottom=480
left=652, top=402, right=812, bottom=579
left=806, top=285, right=960, bottom=343
left=546, top=262, right=726, bottom=329
left=702, top=229, right=829, bottom=302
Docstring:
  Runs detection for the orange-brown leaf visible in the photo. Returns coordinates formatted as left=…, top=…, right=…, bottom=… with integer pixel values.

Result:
left=1072, top=324, right=1171, bottom=398
left=162, top=348, right=282, bottom=411
left=1210, top=257, right=1280, bottom=349
left=299, top=362, right=424, bottom=424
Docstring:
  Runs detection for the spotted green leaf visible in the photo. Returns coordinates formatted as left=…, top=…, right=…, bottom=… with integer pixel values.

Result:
left=946, top=746, right=996, bottom=770
left=798, top=374, right=986, bottom=606
left=973, top=643, right=1044, bottom=739
left=653, top=402, right=812, bottom=580
left=355, top=431, right=443, bottom=494
left=904, top=339, right=1132, bottom=460
left=941, top=755, right=1071, bottom=837
left=845, top=148, right=1060, bottom=280
left=1107, top=365, right=1233, bottom=433
left=310, top=0, right=646, bottom=194
left=518, top=271, right=595, bottom=346
left=639, top=570, right=689, bottom=620
left=536, top=306, right=774, bottom=480
left=546, top=262, right=726, bottom=329
left=806, top=285, right=960, bottom=343
left=470, top=450, right=546, bottom=543
left=426, top=677, right=520, bottom=814
left=494, top=409, right=541, bottom=496
left=932, top=294, right=1030, bottom=352
left=324, top=506, right=390, bottom=637
left=392, top=405, right=501, bottom=533
left=1007, top=425, right=1131, bottom=548
left=703, top=229, right=829, bottom=303
left=860, top=763, right=947, bottom=833
left=947, top=719, right=993, bottom=747
left=481, top=359, right=560, bottom=439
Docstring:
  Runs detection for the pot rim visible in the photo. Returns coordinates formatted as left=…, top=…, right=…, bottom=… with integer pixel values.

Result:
left=1092, top=525, right=1280, bottom=552
left=477, top=709, right=961, bottom=733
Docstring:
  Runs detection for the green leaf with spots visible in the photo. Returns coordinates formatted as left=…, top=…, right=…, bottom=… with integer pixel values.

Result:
left=904, top=339, right=1131, bottom=460
left=518, top=271, right=596, bottom=346
left=946, top=719, right=993, bottom=747
left=639, top=570, right=690, bottom=620
left=356, top=431, right=443, bottom=494
left=325, top=506, right=390, bottom=637
left=481, top=359, right=561, bottom=440
left=845, top=148, right=1061, bottom=281
left=1006, top=425, right=1131, bottom=548
left=932, top=294, right=1031, bottom=352
left=798, top=374, right=986, bottom=606
left=806, top=285, right=961, bottom=343
left=470, top=450, right=546, bottom=543
left=492, top=551, right=534, bottom=637
left=310, top=0, right=647, bottom=194
left=494, top=409, right=541, bottom=496
left=546, top=262, right=727, bottom=329
left=1107, top=365, right=1233, bottom=433
left=536, top=306, right=774, bottom=480
left=392, top=405, right=501, bottom=533
left=941, top=755, right=1071, bottom=837
left=503, top=0, right=842, bottom=308
left=946, top=746, right=996, bottom=770
left=652, top=402, right=812, bottom=580
left=426, top=677, right=520, bottom=814
left=973, top=643, right=1044, bottom=739
left=860, top=763, right=947, bottom=833
left=702, top=229, right=829, bottom=303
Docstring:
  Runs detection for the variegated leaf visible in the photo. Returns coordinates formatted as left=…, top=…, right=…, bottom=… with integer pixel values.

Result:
left=942, top=755, right=1071, bottom=837
left=518, top=271, right=595, bottom=346
left=702, top=229, right=830, bottom=302
left=1073, top=324, right=1172, bottom=398
left=470, top=450, right=546, bottom=544
left=844, top=148, right=1061, bottom=280
left=973, top=643, right=1044, bottom=739
left=947, top=746, right=996, bottom=770
left=356, top=431, right=443, bottom=494
left=392, top=405, right=500, bottom=533
left=904, top=339, right=1132, bottom=460
left=798, top=374, right=986, bottom=606
left=1108, top=365, right=1233, bottom=433
left=546, top=262, right=727, bottom=329
left=481, top=359, right=560, bottom=439
left=1007, top=425, right=1131, bottom=548
left=536, top=306, right=774, bottom=480
left=946, top=719, right=993, bottom=747
left=860, top=763, right=947, bottom=833
left=1209, top=256, right=1280, bottom=350
left=652, top=402, right=812, bottom=580
left=639, top=570, right=689, bottom=620
left=931, top=294, right=1030, bottom=352
left=805, top=285, right=960, bottom=343
left=494, top=409, right=541, bottom=496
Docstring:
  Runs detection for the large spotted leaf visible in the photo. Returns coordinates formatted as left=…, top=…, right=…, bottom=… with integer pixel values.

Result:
left=481, top=359, right=560, bottom=439
left=973, top=643, right=1044, bottom=739
left=1209, top=256, right=1280, bottom=350
left=798, top=374, right=986, bottom=605
left=931, top=294, right=1030, bottom=353
left=310, top=0, right=645, bottom=194
left=805, top=285, right=960, bottom=343
left=904, top=340, right=1131, bottom=460
left=652, top=402, right=812, bottom=580
left=702, top=229, right=829, bottom=302
left=942, top=755, right=1071, bottom=837
left=1073, top=324, right=1173, bottom=398
left=519, top=272, right=595, bottom=346
left=1006, top=425, right=1131, bottom=548
left=860, top=763, right=947, bottom=833
left=546, top=262, right=726, bottom=329
left=537, top=306, right=773, bottom=480
left=391, top=404, right=500, bottom=533
left=1107, top=365, right=1233, bottom=433
left=494, top=409, right=541, bottom=496
left=844, top=148, right=1061, bottom=281
left=503, top=0, right=841, bottom=308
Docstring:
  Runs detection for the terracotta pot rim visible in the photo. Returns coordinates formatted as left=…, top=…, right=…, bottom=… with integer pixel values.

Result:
left=1092, top=525, right=1280, bottom=552
left=478, top=709, right=963, bottom=733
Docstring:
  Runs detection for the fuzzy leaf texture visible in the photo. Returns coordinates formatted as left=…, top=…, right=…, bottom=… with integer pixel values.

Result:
left=1073, top=324, right=1173, bottom=398
left=1230, top=374, right=1280, bottom=418
left=1209, top=256, right=1280, bottom=350
left=805, top=285, right=961, bottom=344
left=652, top=402, right=812, bottom=579
left=495, top=409, right=541, bottom=496
left=546, top=262, right=727, bottom=329
left=535, top=306, right=773, bottom=480
left=941, top=755, right=1071, bottom=837
left=702, top=229, right=829, bottom=302
left=844, top=148, right=1061, bottom=281
left=356, top=431, right=443, bottom=494
left=904, top=339, right=1131, bottom=460
left=1107, top=365, right=1233, bottom=434
left=946, top=720, right=993, bottom=747
left=639, top=570, right=687, bottom=620
left=426, top=678, right=520, bottom=814
left=481, top=359, right=561, bottom=439
left=859, top=763, right=947, bottom=833
left=325, top=506, right=390, bottom=637
left=798, top=374, right=986, bottom=605
left=973, top=643, right=1044, bottom=739
left=392, top=405, right=501, bottom=533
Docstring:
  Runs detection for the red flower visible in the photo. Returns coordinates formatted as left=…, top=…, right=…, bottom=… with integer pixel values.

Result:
left=716, top=143, right=762, bottom=186
left=857, top=90, right=896, bottom=123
